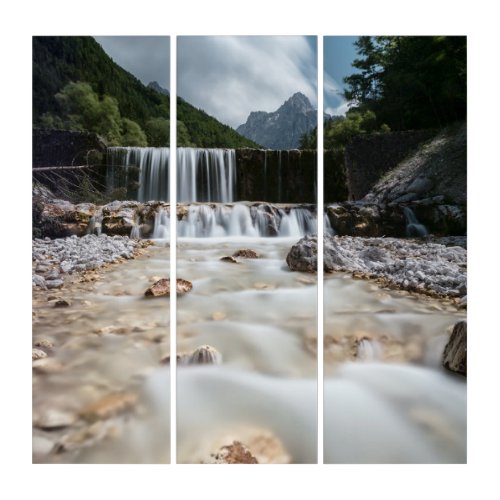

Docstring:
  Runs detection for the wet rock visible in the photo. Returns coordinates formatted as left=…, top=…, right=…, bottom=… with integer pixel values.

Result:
left=186, top=345, right=223, bottom=365
left=286, top=235, right=317, bottom=273
left=34, top=338, right=54, bottom=349
left=145, top=278, right=193, bottom=297
left=32, top=348, right=47, bottom=361
left=79, top=392, right=137, bottom=422
left=95, top=325, right=128, bottom=335
left=32, top=274, right=47, bottom=289
left=232, top=249, right=259, bottom=259
left=46, top=279, right=64, bottom=289
left=220, top=256, right=239, bottom=264
left=209, top=441, right=258, bottom=464
left=54, top=299, right=71, bottom=308
left=442, top=321, right=467, bottom=376
left=34, top=408, right=76, bottom=429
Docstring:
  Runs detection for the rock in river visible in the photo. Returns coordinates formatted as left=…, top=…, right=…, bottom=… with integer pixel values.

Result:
left=442, top=321, right=467, bottom=376
left=145, top=278, right=193, bottom=297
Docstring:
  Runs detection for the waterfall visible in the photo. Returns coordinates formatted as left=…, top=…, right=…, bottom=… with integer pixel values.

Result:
left=177, top=148, right=236, bottom=203
left=177, top=204, right=316, bottom=238
left=107, top=147, right=170, bottom=202
left=403, top=207, right=428, bottom=237
left=152, top=208, right=170, bottom=239
left=107, top=147, right=236, bottom=203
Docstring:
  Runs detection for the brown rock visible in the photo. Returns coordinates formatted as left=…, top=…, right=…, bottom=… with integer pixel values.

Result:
left=34, top=338, right=54, bottom=349
left=212, top=311, right=227, bottom=321
left=232, top=249, right=259, bottom=259
left=32, top=358, right=64, bottom=374
left=145, top=278, right=193, bottom=297
left=54, top=299, right=71, bottom=308
left=79, top=392, right=137, bottom=422
left=32, top=348, right=47, bottom=361
left=220, top=256, right=239, bottom=264
left=211, top=441, right=258, bottom=464
left=442, top=321, right=467, bottom=376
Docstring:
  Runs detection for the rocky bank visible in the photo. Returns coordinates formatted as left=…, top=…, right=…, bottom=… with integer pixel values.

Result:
left=287, top=234, right=467, bottom=300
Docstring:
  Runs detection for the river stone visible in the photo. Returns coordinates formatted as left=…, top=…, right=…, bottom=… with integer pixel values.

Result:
left=33, top=436, right=55, bottom=455
left=46, top=279, right=64, bottom=289
left=186, top=345, right=223, bottom=365
left=32, top=348, right=47, bottom=361
left=286, top=235, right=317, bottom=273
left=220, top=256, right=239, bottom=264
left=232, top=249, right=259, bottom=259
left=442, top=321, right=467, bottom=376
left=209, top=441, right=258, bottom=464
left=32, top=274, right=47, bottom=289
left=54, top=299, right=71, bottom=308
left=145, top=278, right=193, bottom=297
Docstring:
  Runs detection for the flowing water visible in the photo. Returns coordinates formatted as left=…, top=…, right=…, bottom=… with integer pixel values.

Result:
left=33, top=231, right=466, bottom=463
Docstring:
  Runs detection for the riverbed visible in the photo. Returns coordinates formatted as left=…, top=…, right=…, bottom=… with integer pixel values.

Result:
left=33, top=235, right=466, bottom=464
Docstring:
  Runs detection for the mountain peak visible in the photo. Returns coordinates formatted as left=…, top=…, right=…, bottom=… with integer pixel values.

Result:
left=282, top=92, right=313, bottom=112
left=236, top=92, right=317, bottom=149
left=148, top=81, right=169, bottom=96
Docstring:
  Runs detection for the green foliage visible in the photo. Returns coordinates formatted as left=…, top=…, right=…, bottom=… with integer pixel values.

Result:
left=324, top=110, right=381, bottom=150
left=299, top=127, right=316, bottom=149
left=33, top=36, right=258, bottom=149
left=144, top=117, right=169, bottom=146
left=33, top=36, right=170, bottom=128
left=43, top=81, right=148, bottom=146
left=344, top=36, right=466, bottom=130
left=177, top=120, right=196, bottom=147
left=177, top=97, right=261, bottom=148
left=122, top=118, right=148, bottom=147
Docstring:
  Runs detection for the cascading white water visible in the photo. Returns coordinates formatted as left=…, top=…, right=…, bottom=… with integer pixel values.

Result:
left=152, top=208, right=170, bottom=239
left=108, top=147, right=170, bottom=202
left=177, top=148, right=236, bottom=203
left=107, top=147, right=236, bottom=203
left=403, top=206, right=428, bottom=237
left=177, top=204, right=316, bottom=238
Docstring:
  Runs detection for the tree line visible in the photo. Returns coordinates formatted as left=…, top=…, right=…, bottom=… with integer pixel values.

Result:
left=300, top=36, right=466, bottom=151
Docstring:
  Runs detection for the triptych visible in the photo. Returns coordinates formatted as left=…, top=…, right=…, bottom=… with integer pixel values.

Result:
left=32, top=35, right=467, bottom=464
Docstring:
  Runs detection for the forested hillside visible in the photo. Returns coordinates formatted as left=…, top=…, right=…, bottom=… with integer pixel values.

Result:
left=33, top=36, right=259, bottom=148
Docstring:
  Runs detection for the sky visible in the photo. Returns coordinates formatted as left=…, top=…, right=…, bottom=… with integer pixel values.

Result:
left=94, top=36, right=170, bottom=90
left=324, top=36, right=359, bottom=116
left=177, top=36, right=317, bottom=128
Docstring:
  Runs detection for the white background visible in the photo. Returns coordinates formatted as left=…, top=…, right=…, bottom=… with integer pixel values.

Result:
left=0, top=0, right=497, bottom=498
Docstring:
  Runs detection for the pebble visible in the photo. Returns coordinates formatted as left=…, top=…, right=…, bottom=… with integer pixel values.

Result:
left=54, top=299, right=71, bottom=308
left=79, top=392, right=137, bottom=422
left=32, top=234, right=145, bottom=288
left=32, top=348, right=47, bottom=361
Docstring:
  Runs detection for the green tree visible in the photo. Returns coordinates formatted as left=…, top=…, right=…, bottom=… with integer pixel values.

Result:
left=145, top=117, right=169, bottom=146
left=343, top=36, right=466, bottom=130
left=53, top=81, right=122, bottom=144
left=122, top=118, right=148, bottom=146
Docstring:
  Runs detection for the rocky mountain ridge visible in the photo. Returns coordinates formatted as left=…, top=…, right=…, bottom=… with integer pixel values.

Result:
left=236, top=92, right=317, bottom=149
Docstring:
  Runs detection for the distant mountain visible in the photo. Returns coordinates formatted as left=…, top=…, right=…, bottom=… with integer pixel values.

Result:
left=148, top=81, right=170, bottom=96
left=236, top=92, right=318, bottom=149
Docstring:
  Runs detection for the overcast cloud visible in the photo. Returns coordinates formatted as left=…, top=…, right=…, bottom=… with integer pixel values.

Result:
left=324, top=72, right=351, bottom=116
left=94, top=36, right=170, bottom=90
left=178, top=36, right=317, bottom=128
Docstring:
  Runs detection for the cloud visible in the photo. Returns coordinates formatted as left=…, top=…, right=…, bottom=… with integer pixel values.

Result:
left=178, top=36, right=317, bottom=128
left=324, top=71, right=352, bottom=116
left=94, top=36, right=170, bottom=89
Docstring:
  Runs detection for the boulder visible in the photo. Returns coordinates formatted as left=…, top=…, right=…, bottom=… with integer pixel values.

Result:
left=442, top=321, right=467, bottom=376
